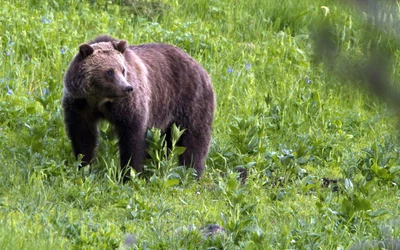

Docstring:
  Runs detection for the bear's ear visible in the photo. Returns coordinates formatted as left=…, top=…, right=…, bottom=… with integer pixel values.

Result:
left=113, top=40, right=128, bottom=53
left=78, top=44, right=94, bottom=59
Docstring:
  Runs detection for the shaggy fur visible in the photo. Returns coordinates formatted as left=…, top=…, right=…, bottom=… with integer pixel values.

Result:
left=63, top=35, right=215, bottom=179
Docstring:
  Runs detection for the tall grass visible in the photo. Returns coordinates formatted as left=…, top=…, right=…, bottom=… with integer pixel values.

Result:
left=0, top=0, right=400, bottom=248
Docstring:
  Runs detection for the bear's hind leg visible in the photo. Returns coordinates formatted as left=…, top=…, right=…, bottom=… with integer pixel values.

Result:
left=178, top=128, right=211, bottom=178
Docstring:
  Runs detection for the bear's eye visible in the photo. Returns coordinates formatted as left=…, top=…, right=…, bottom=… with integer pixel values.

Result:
left=107, top=69, right=114, bottom=77
left=122, top=68, right=126, bottom=76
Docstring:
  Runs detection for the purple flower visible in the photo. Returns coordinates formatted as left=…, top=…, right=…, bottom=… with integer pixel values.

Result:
left=245, top=63, right=252, bottom=70
left=42, top=18, right=50, bottom=24
left=5, top=51, right=10, bottom=56
left=61, top=48, right=65, bottom=55
left=7, top=88, right=13, bottom=95
left=305, top=77, right=311, bottom=84
left=227, top=67, right=233, bottom=73
left=123, top=234, right=136, bottom=248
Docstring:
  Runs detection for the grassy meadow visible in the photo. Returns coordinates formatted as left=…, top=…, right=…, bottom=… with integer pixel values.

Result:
left=1, top=0, right=400, bottom=249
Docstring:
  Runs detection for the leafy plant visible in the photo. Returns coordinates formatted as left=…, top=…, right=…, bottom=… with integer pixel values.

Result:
left=143, top=124, right=194, bottom=188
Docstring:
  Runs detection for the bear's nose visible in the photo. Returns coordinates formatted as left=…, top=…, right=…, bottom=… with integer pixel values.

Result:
left=124, top=86, right=134, bottom=93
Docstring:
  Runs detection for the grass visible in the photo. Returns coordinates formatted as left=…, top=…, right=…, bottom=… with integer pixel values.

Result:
left=1, top=0, right=400, bottom=249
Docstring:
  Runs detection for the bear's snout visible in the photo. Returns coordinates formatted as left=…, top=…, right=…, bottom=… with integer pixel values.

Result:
left=124, top=86, right=134, bottom=93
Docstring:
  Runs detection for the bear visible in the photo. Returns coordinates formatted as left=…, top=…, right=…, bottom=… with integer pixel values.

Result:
left=62, top=35, right=215, bottom=179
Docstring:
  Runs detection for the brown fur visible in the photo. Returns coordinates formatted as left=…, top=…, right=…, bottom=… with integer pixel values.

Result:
left=63, top=35, right=215, bottom=179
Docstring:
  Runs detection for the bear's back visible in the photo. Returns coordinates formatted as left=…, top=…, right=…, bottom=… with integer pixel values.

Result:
left=129, top=43, right=196, bottom=67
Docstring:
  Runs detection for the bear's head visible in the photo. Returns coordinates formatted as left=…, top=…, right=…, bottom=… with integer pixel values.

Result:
left=64, top=39, right=134, bottom=103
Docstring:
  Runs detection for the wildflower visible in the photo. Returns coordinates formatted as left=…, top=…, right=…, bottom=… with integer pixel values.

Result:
left=305, top=77, right=312, bottom=84
left=227, top=67, right=233, bottom=73
left=7, top=88, right=13, bottom=95
left=245, top=63, right=252, bottom=70
left=25, top=55, right=31, bottom=61
left=42, top=18, right=50, bottom=24
left=61, top=48, right=65, bottom=55
left=8, top=41, right=14, bottom=47
left=123, top=234, right=136, bottom=248
left=5, top=51, right=10, bottom=56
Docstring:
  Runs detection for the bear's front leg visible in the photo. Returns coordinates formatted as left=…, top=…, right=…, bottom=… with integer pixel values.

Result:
left=115, top=120, right=147, bottom=178
left=63, top=98, right=99, bottom=166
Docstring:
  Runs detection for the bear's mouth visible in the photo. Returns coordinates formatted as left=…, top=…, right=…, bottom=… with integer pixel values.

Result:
left=98, top=96, right=126, bottom=106
left=103, top=86, right=133, bottom=99
left=106, top=93, right=130, bottom=99
left=89, top=95, right=128, bottom=107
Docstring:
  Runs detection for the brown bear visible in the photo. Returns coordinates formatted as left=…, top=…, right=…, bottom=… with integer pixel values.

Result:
left=62, top=35, right=215, bottom=179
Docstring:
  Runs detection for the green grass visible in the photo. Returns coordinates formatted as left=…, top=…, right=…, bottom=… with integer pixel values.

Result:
left=1, top=0, right=400, bottom=249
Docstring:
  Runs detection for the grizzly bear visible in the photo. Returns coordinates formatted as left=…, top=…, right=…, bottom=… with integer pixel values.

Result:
left=62, top=35, right=215, bottom=179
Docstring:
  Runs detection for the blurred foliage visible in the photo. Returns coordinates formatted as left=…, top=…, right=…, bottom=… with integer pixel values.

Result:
left=0, top=0, right=400, bottom=248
